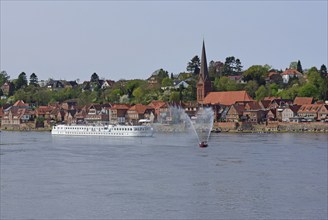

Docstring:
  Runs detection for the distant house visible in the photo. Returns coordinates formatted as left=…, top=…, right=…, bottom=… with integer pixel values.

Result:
left=241, top=101, right=265, bottom=123
left=265, top=71, right=282, bottom=84
left=281, top=105, right=301, bottom=122
left=63, top=81, right=78, bottom=89
left=281, top=69, right=302, bottom=84
left=148, top=100, right=167, bottom=122
left=173, top=80, right=189, bottom=89
left=183, top=101, right=198, bottom=118
left=84, top=104, right=109, bottom=124
left=46, top=80, right=65, bottom=91
left=226, top=104, right=245, bottom=122
left=297, top=104, right=322, bottom=121
left=227, top=75, right=245, bottom=84
left=318, top=105, right=328, bottom=121
left=1, top=82, right=14, bottom=96
left=266, top=109, right=277, bottom=121
left=110, top=104, right=130, bottom=124
left=1, top=107, right=35, bottom=129
left=203, top=91, right=253, bottom=121
left=101, top=80, right=115, bottom=89
left=126, top=104, right=155, bottom=125
left=61, top=99, right=78, bottom=110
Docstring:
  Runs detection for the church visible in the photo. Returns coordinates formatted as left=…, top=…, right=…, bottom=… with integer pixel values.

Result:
left=196, top=41, right=253, bottom=120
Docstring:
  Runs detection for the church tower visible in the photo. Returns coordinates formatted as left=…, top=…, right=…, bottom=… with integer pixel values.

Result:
left=197, top=40, right=212, bottom=104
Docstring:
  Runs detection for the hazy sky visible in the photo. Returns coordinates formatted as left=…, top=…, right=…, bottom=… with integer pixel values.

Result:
left=1, top=1, right=327, bottom=81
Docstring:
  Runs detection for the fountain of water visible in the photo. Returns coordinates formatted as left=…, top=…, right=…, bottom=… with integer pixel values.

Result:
left=166, top=105, right=214, bottom=147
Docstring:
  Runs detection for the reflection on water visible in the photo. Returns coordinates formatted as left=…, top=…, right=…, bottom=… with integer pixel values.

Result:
left=0, top=131, right=327, bottom=219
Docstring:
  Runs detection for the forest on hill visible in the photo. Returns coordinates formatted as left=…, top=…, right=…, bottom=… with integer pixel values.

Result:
left=0, top=57, right=327, bottom=107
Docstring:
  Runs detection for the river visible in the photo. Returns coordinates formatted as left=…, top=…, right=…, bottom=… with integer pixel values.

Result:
left=0, top=131, right=327, bottom=219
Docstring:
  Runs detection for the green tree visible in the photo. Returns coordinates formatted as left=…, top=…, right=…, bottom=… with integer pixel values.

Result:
left=15, top=72, right=28, bottom=90
left=214, top=76, right=238, bottom=91
left=298, top=83, right=319, bottom=98
left=169, top=91, right=180, bottom=102
left=90, top=72, right=99, bottom=83
left=243, top=65, right=269, bottom=86
left=223, top=56, right=235, bottom=76
left=278, top=85, right=300, bottom=100
left=255, top=85, right=269, bottom=101
left=0, top=70, right=10, bottom=86
left=132, top=87, right=144, bottom=103
left=269, top=83, right=279, bottom=96
left=29, top=73, right=39, bottom=86
left=187, top=56, right=200, bottom=74
left=161, top=77, right=173, bottom=87
left=297, top=60, right=303, bottom=73
left=244, top=80, right=259, bottom=98
left=319, top=64, right=327, bottom=78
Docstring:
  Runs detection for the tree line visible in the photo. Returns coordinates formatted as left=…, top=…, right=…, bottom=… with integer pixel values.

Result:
left=0, top=57, right=327, bottom=107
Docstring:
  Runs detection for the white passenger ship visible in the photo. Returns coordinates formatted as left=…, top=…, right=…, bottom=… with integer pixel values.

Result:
left=51, top=124, right=154, bottom=137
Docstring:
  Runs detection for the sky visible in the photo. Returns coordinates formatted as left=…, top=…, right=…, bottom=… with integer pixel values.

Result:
left=0, top=1, right=327, bottom=82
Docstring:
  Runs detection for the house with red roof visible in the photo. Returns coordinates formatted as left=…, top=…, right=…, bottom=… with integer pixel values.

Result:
left=127, top=104, right=155, bottom=125
left=203, top=91, right=253, bottom=106
left=226, top=104, right=245, bottom=122
left=318, top=105, right=328, bottom=122
left=110, top=104, right=130, bottom=124
left=297, top=104, right=322, bottom=121
left=281, top=69, right=303, bottom=84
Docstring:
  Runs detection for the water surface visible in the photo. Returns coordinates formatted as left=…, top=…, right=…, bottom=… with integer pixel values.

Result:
left=0, top=131, right=327, bottom=219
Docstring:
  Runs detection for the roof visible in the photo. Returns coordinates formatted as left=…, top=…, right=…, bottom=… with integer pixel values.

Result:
left=298, top=104, right=322, bottom=113
left=282, top=69, right=302, bottom=76
left=128, top=104, right=153, bottom=114
left=203, top=91, right=253, bottom=106
left=111, top=104, right=130, bottom=110
left=13, top=100, right=29, bottom=107
left=228, top=104, right=245, bottom=115
left=293, top=97, right=313, bottom=105
left=148, top=100, right=166, bottom=109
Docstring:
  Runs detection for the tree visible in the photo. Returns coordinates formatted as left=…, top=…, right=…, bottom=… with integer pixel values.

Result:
left=223, top=56, right=235, bottom=76
left=161, top=77, right=173, bottom=87
left=255, top=85, right=269, bottom=101
left=90, top=72, right=99, bottom=83
left=169, top=91, right=180, bottom=102
left=132, top=87, right=144, bottom=103
left=297, top=60, right=303, bottom=73
left=15, top=72, right=28, bottom=90
left=244, top=80, right=259, bottom=98
left=187, top=56, right=200, bottom=74
left=235, top=59, right=243, bottom=73
left=319, top=64, right=327, bottom=78
left=242, top=65, right=269, bottom=86
left=29, top=73, right=39, bottom=86
left=213, top=76, right=238, bottom=91
left=0, top=70, right=10, bottom=86
left=298, top=83, right=319, bottom=98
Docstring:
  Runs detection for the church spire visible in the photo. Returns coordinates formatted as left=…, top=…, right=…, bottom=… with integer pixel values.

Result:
left=200, top=40, right=209, bottom=80
left=197, top=40, right=212, bottom=104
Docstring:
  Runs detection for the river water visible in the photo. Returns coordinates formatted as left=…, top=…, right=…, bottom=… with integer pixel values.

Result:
left=0, top=131, right=327, bottom=219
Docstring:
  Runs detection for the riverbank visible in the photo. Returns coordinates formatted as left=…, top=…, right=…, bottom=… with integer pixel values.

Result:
left=1, top=122, right=328, bottom=133
left=152, top=122, right=328, bottom=133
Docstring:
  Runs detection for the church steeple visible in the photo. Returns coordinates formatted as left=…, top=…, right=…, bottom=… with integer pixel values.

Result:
left=200, top=40, right=209, bottom=81
left=197, top=40, right=212, bottom=104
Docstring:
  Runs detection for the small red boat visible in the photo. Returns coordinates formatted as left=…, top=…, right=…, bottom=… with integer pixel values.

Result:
left=199, top=141, right=208, bottom=148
